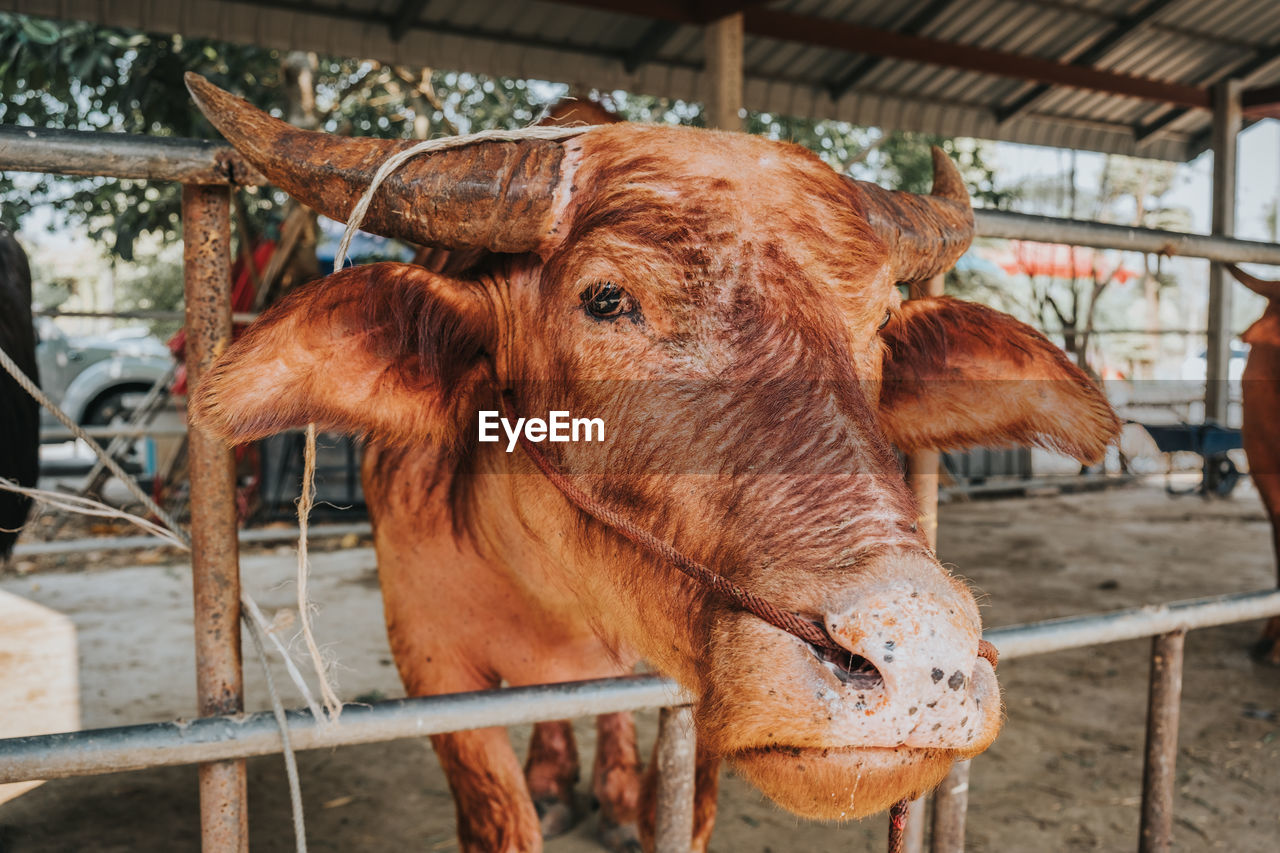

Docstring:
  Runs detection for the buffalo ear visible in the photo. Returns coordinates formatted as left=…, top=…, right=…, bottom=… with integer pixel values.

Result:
left=878, top=297, right=1120, bottom=464
left=191, top=262, right=493, bottom=446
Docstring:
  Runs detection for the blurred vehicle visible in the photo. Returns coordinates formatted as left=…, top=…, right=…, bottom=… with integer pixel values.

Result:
left=34, top=318, right=173, bottom=429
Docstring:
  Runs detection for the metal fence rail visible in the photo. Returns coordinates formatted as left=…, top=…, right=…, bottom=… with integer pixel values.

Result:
left=0, top=676, right=686, bottom=783
left=3, top=587, right=1278, bottom=781
left=973, top=209, right=1280, bottom=266
left=0, top=124, right=265, bottom=185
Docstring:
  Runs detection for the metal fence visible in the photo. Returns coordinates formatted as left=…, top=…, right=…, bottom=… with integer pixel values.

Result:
left=2, top=588, right=1279, bottom=849
left=3, top=125, right=1280, bottom=853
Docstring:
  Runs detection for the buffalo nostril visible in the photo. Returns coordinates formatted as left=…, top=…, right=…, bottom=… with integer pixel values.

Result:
left=809, top=643, right=884, bottom=689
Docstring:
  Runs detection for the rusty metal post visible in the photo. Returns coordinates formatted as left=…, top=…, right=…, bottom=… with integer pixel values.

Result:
left=653, top=706, right=696, bottom=853
left=704, top=12, right=744, bottom=131
left=907, top=273, right=945, bottom=554
left=182, top=183, right=247, bottom=851
left=1139, top=629, right=1186, bottom=853
left=900, top=273, right=945, bottom=852
left=900, top=797, right=928, bottom=852
left=930, top=760, right=970, bottom=853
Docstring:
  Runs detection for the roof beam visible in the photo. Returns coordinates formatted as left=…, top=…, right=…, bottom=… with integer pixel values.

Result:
left=557, top=1, right=1213, bottom=108
left=1136, top=42, right=1280, bottom=142
left=995, top=0, right=1179, bottom=124
left=825, top=0, right=958, bottom=100
left=741, top=7, right=1210, bottom=109
left=622, top=21, right=682, bottom=72
left=555, top=2, right=1211, bottom=107
left=387, top=0, right=431, bottom=42
left=560, top=0, right=760, bottom=24
left=1242, top=82, right=1280, bottom=118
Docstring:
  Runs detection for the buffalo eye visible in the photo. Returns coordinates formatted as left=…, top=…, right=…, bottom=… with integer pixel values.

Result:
left=879, top=309, right=892, bottom=330
left=580, top=281, right=637, bottom=320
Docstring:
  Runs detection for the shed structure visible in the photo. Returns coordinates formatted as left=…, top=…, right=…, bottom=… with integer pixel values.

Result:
left=0, top=3, right=1277, bottom=853
left=4, top=0, right=1280, bottom=162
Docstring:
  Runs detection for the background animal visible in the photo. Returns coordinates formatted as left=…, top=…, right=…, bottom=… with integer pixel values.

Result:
left=185, top=74, right=1118, bottom=853
left=0, top=228, right=39, bottom=561
left=1227, top=264, right=1280, bottom=664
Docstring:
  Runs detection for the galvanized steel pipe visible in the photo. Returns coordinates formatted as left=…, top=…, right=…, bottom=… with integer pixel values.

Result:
left=0, top=677, right=688, bottom=784
left=4, top=592, right=1279, bottom=784
left=986, top=587, right=1280, bottom=660
left=973, top=209, right=1280, bottom=266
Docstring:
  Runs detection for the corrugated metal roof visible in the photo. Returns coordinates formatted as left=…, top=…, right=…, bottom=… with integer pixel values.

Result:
left=3, top=0, right=1278, bottom=161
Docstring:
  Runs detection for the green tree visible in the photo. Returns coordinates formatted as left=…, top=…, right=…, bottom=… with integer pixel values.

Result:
left=0, top=13, right=557, bottom=263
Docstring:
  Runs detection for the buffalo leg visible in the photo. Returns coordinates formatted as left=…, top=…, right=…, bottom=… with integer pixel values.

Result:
left=432, top=726, right=544, bottom=853
left=593, top=712, right=643, bottom=852
left=690, top=751, right=721, bottom=853
left=525, top=720, right=581, bottom=838
left=637, top=737, right=721, bottom=853
left=1250, top=471, right=1280, bottom=664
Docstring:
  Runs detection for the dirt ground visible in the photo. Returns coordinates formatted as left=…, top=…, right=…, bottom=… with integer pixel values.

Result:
left=1, top=478, right=1278, bottom=852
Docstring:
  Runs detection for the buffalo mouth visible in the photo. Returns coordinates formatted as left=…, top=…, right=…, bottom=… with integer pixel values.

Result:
left=729, top=743, right=957, bottom=820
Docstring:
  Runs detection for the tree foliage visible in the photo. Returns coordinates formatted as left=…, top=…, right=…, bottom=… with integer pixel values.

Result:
left=0, top=14, right=561, bottom=259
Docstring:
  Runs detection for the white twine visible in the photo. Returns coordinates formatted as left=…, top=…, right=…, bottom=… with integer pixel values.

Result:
left=0, top=478, right=186, bottom=548
left=331, top=124, right=588, bottom=270
left=245, top=603, right=308, bottom=853
left=0, top=341, right=315, bottom=853
left=0, top=344, right=187, bottom=541
left=295, top=423, right=342, bottom=722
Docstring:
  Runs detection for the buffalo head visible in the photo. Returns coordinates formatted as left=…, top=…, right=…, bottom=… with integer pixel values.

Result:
left=186, top=74, right=1118, bottom=819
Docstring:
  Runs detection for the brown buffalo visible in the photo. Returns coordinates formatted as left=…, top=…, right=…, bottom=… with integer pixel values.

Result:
left=184, top=74, right=1118, bottom=852
left=1226, top=265, right=1280, bottom=663
left=541, top=96, right=624, bottom=128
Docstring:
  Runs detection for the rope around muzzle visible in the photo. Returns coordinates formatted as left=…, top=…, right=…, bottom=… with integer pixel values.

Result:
left=887, top=798, right=911, bottom=853
left=502, top=394, right=839, bottom=651
left=504, top=394, right=1000, bottom=673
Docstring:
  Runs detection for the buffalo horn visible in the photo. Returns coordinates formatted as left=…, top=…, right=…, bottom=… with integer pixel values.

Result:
left=185, top=73, right=568, bottom=253
left=850, top=146, right=975, bottom=284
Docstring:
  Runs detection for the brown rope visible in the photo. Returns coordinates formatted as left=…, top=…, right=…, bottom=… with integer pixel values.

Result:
left=887, top=798, right=911, bottom=853
left=512, top=423, right=840, bottom=650
left=510, top=406, right=1002, bottom=673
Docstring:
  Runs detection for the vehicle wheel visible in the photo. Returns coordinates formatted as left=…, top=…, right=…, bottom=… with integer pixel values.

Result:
left=1204, top=453, right=1240, bottom=498
left=83, top=385, right=150, bottom=427
left=83, top=385, right=152, bottom=468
